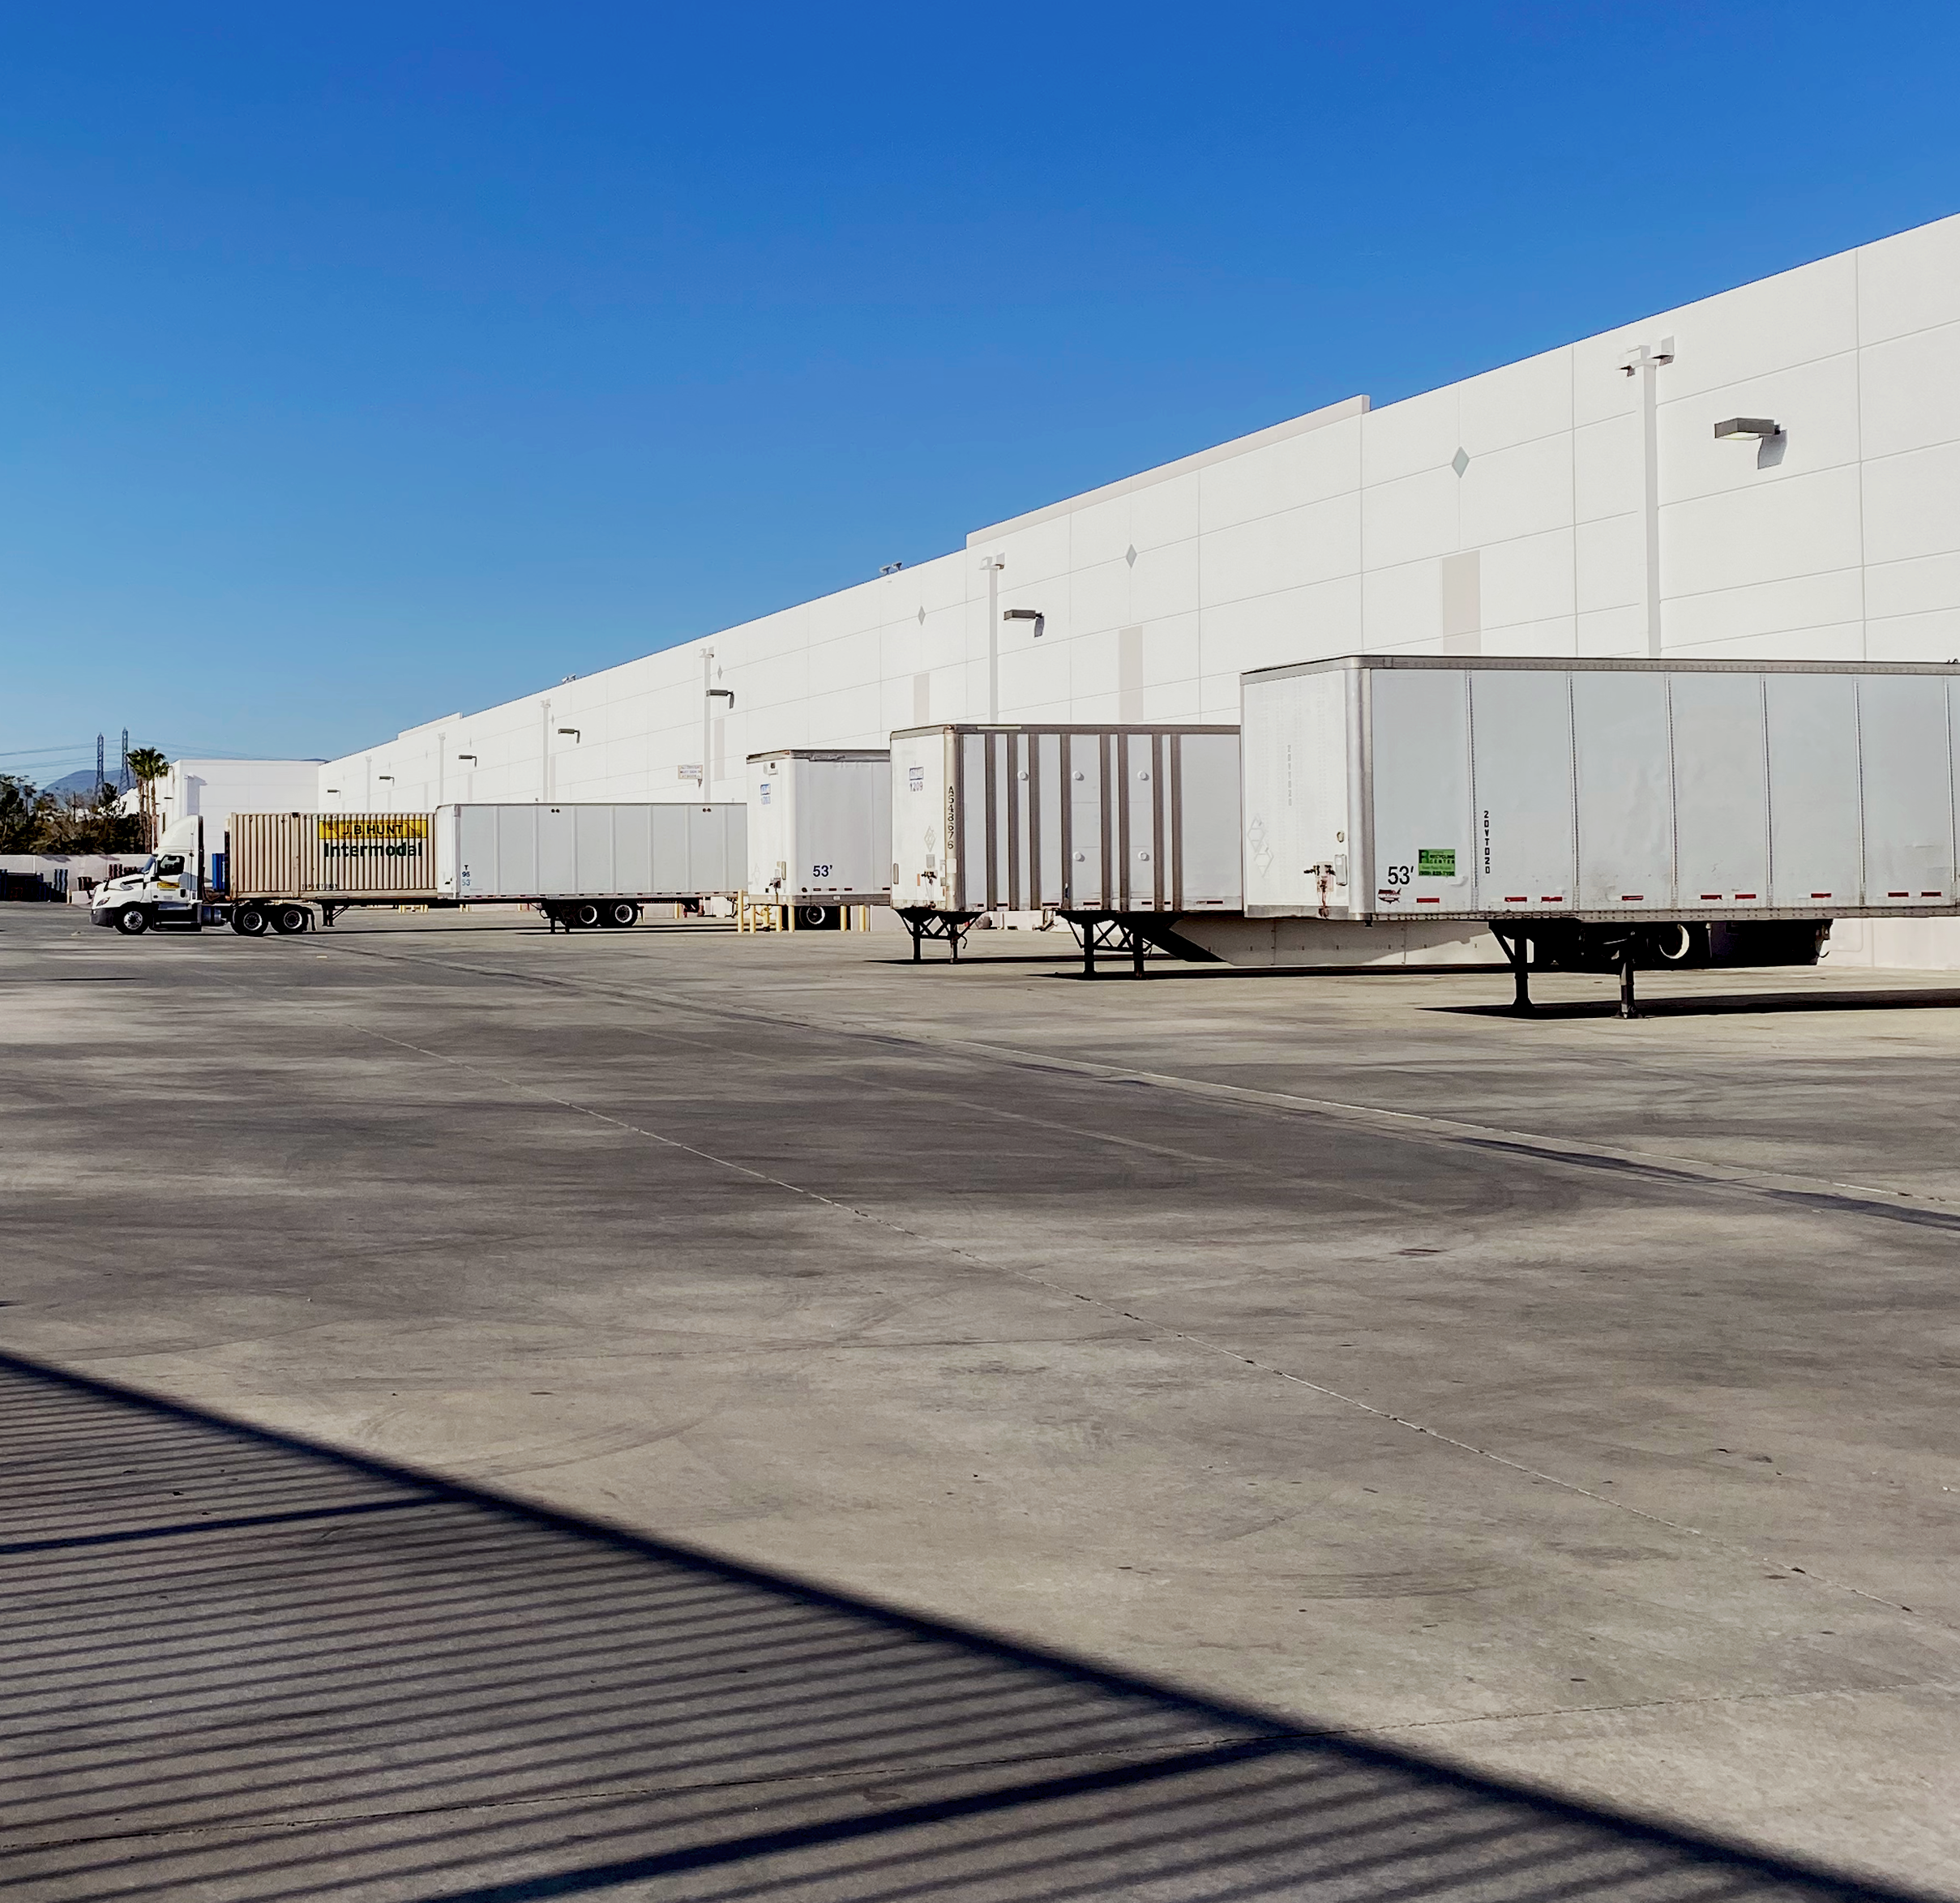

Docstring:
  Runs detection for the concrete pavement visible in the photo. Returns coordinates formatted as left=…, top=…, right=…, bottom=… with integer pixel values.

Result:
left=2, top=904, right=1956, bottom=1898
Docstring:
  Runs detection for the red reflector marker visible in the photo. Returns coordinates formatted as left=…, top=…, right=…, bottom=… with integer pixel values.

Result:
left=1701, top=893, right=1722, bottom=900
left=1620, top=894, right=1644, bottom=901
left=1542, top=895, right=1564, bottom=902
left=1889, top=891, right=1909, bottom=897
left=1504, top=896, right=1527, bottom=903
left=1811, top=892, right=1831, bottom=898
left=1416, top=896, right=1440, bottom=904
left=1735, top=892, right=1757, bottom=899
left=1924, top=892, right=1942, bottom=898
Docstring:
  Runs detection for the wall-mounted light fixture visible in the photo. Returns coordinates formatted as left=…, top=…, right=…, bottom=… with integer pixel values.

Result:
left=1714, top=417, right=1782, bottom=441
left=455, top=753, right=477, bottom=763
left=557, top=728, right=580, bottom=741
left=707, top=688, right=734, bottom=710
left=879, top=562, right=903, bottom=575
left=1004, top=608, right=1046, bottom=639
left=376, top=774, right=394, bottom=782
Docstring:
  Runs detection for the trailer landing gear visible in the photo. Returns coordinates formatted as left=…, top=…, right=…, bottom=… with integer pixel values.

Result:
left=897, top=909, right=978, bottom=961
left=1495, top=930, right=1534, bottom=1014
left=1496, top=928, right=1644, bottom=1016
left=1070, top=915, right=1151, bottom=979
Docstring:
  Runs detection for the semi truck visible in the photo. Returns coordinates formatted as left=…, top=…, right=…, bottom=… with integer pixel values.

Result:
left=90, top=803, right=747, bottom=935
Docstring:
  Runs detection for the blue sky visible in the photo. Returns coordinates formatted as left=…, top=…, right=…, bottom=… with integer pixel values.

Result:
left=4, top=2, right=1958, bottom=778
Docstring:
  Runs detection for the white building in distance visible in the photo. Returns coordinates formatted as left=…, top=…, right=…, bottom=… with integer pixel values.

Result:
left=319, top=211, right=1960, bottom=960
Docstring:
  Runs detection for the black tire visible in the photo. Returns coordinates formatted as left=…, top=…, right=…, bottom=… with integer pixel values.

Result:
left=113, top=906, right=150, bottom=936
left=233, top=906, right=268, bottom=936
left=571, top=901, right=602, bottom=930
left=607, top=901, right=639, bottom=928
left=797, top=904, right=832, bottom=928
left=272, top=904, right=310, bottom=934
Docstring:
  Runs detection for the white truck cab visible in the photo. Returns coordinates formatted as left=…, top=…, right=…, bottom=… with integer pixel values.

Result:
left=92, top=817, right=209, bottom=935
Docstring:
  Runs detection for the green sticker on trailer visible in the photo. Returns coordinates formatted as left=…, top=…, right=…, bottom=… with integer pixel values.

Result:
left=1418, top=848, right=1456, bottom=877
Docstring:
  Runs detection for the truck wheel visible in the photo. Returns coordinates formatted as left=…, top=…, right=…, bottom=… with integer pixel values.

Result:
left=272, top=904, right=310, bottom=934
left=607, top=901, right=640, bottom=928
left=571, top=901, right=602, bottom=929
left=233, top=906, right=268, bottom=936
left=798, top=904, right=832, bottom=928
left=113, top=906, right=150, bottom=936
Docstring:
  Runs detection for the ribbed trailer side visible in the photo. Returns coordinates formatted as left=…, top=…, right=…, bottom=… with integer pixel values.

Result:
left=229, top=812, right=439, bottom=901
left=892, top=725, right=1240, bottom=915
left=890, top=724, right=1239, bottom=965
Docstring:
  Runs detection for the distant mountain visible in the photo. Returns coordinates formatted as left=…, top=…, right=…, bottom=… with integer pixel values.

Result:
left=40, top=769, right=124, bottom=797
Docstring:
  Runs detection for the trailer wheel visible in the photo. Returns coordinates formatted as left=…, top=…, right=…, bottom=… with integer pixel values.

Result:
left=607, top=901, right=640, bottom=928
left=1652, top=922, right=1697, bottom=964
left=233, top=906, right=268, bottom=936
left=272, top=904, right=310, bottom=934
left=797, top=904, right=832, bottom=928
left=571, top=901, right=602, bottom=929
left=113, top=906, right=150, bottom=936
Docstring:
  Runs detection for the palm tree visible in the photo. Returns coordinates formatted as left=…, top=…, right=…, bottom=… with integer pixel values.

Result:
left=125, top=747, right=169, bottom=849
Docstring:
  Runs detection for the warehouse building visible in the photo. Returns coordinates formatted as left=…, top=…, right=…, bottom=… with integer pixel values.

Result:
left=320, top=212, right=1960, bottom=962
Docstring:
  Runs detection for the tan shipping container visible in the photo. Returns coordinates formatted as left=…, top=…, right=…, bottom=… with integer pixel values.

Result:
left=230, top=812, right=439, bottom=900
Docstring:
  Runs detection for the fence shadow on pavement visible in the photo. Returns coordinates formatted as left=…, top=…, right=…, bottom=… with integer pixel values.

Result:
left=0, top=1349, right=1927, bottom=1903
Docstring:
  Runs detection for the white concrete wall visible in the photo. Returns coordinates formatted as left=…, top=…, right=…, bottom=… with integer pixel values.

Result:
left=322, top=212, right=1960, bottom=964
left=160, top=759, right=326, bottom=845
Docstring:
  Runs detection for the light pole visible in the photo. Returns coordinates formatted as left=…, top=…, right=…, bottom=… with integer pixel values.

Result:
left=539, top=699, right=552, bottom=802
left=978, top=554, right=1005, bottom=720
left=700, top=651, right=713, bottom=797
left=1620, top=336, right=1674, bottom=658
left=700, top=648, right=734, bottom=798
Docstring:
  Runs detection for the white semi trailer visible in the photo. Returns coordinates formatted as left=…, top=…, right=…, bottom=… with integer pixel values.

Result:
left=90, top=803, right=747, bottom=936
left=889, top=723, right=1240, bottom=969
left=1237, top=654, right=1960, bottom=1013
left=745, top=749, right=891, bottom=926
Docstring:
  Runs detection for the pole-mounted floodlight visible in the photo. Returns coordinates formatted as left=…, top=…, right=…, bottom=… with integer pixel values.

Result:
left=707, top=689, right=734, bottom=709
left=1004, top=608, right=1046, bottom=639
left=1714, top=417, right=1782, bottom=440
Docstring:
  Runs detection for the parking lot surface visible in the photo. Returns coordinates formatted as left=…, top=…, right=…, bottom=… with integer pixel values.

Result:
left=3, top=905, right=1957, bottom=1900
